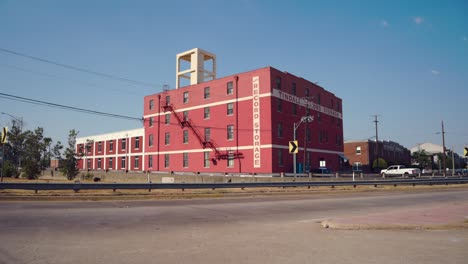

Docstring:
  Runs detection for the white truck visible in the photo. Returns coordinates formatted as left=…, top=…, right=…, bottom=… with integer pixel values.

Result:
left=380, top=165, right=421, bottom=178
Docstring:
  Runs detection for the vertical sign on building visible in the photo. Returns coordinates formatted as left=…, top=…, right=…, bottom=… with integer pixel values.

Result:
left=252, top=76, right=261, bottom=168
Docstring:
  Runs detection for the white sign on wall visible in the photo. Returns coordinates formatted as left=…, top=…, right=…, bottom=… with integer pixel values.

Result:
left=252, top=76, right=261, bottom=168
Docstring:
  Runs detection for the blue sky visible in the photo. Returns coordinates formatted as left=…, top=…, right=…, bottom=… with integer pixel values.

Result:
left=1, top=0, right=467, bottom=154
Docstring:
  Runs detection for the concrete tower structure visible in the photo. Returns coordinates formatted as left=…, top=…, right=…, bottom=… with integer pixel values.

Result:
left=176, top=48, right=216, bottom=89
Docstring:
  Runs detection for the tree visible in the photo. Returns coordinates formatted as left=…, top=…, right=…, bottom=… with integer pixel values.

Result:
left=6, top=124, right=25, bottom=176
left=372, top=158, right=388, bottom=171
left=60, top=130, right=80, bottom=180
left=22, top=128, right=45, bottom=179
left=412, top=150, right=430, bottom=169
left=41, top=137, right=52, bottom=169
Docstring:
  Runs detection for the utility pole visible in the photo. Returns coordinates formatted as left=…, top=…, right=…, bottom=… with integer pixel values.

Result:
left=373, top=115, right=379, bottom=172
left=441, top=121, right=446, bottom=176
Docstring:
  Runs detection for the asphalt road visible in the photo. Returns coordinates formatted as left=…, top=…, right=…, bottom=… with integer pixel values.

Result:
left=1, top=188, right=467, bottom=264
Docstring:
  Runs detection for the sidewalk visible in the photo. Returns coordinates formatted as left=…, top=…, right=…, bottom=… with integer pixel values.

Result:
left=322, top=202, right=468, bottom=230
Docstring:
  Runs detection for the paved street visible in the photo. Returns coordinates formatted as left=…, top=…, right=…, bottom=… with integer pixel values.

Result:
left=1, top=188, right=467, bottom=264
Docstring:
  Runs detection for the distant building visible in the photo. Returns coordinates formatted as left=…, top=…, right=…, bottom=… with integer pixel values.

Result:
left=410, top=142, right=466, bottom=171
left=76, top=48, right=345, bottom=174
left=344, top=140, right=411, bottom=173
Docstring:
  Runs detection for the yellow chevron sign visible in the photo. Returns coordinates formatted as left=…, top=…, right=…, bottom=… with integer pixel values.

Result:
left=464, top=147, right=468, bottom=157
left=289, top=141, right=298, bottom=153
left=1, top=127, right=7, bottom=143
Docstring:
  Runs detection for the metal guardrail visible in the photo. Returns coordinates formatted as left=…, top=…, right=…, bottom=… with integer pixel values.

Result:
left=1, top=178, right=468, bottom=193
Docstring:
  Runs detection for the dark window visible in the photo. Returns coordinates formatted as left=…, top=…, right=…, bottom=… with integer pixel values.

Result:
left=227, top=103, right=234, bottom=115
left=183, top=91, right=189, bottom=104
left=149, top=117, right=153, bottom=127
left=121, top=139, right=126, bottom=150
left=227, top=125, right=234, bottom=140
left=121, top=157, right=126, bottom=169
left=277, top=123, right=283, bottom=138
left=164, top=154, right=170, bottom=168
left=183, top=130, right=189, bottom=144
left=109, top=157, right=113, bottom=168
left=292, top=82, right=296, bottom=95
left=205, top=128, right=211, bottom=142
left=134, top=156, right=139, bottom=168
left=227, top=82, right=233, bottom=95
left=109, top=141, right=113, bottom=152
left=183, top=153, right=189, bottom=167
left=98, top=158, right=102, bottom=169
left=277, top=98, right=282, bottom=112
left=165, top=96, right=170, bottom=105
left=292, top=104, right=297, bottom=115
left=204, top=152, right=210, bottom=168
left=204, top=107, right=210, bottom=119
left=275, top=77, right=282, bottom=90
left=278, top=149, right=284, bottom=167
left=149, top=99, right=154, bottom=110
left=98, top=142, right=102, bottom=152
left=149, top=135, right=153, bottom=147
left=165, top=132, right=170, bottom=145
left=165, top=114, right=170, bottom=124
left=204, top=87, right=210, bottom=99
left=135, top=137, right=140, bottom=149
left=148, top=155, right=153, bottom=168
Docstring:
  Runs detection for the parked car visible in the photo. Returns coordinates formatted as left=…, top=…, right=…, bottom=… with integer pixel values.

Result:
left=380, top=165, right=420, bottom=177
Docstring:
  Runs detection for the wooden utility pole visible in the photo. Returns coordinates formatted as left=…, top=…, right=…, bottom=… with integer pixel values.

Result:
left=441, top=121, right=446, bottom=176
left=374, top=115, right=379, bottom=172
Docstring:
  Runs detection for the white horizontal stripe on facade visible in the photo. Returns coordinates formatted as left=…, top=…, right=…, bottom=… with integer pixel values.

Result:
left=143, top=93, right=272, bottom=119
left=143, top=144, right=344, bottom=156
left=76, top=128, right=144, bottom=144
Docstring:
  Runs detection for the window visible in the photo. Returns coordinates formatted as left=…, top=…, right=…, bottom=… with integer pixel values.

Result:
left=97, top=158, right=102, bottom=169
left=306, top=127, right=311, bottom=142
left=165, top=114, right=170, bottom=124
left=183, top=91, right=189, bottom=104
left=121, top=139, right=126, bottom=150
left=277, top=98, right=282, bottom=112
left=164, top=154, right=170, bottom=168
left=317, top=94, right=321, bottom=105
left=292, top=104, right=297, bottom=115
left=227, top=125, right=234, bottom=140
left=306, top=108, right=311, bottom=115
left=183, top=130, right=189, bottom=144
left=227, top=151, right=234, bottom=168
left=353, top=162, right=362, bottom=172
left=135, top=137, right=140, bottom=149
left=165, top=95, right=170, bottom=106
left=305, top=88, right=310, bottom=97
left=109, top=141, right=114, bottom=152
left=204, top=87, right=210, bottom=99
left=165, top=132, right=170, bottom=145
left=227, top=81, right=233, bottom=95
left=317, top=112, right=321, bottom=122
left=87, top=159, right=91, bottom=169
left=331, top=99, right=334, bottom=108
left=183, top=111, right=188, bottom=121
left=121, top=157, right=126, bottom=169
left=98, top=142, right=102, bottom=152
left=277, top=123, right=283, bottom=138
left=204, top=151, right=210, bottom=168
left=356, top=146, right=362, bottom=155
left=278, top=149, right=284, bottom=167
left=149, top=117, right=153, bottom=127
left=205, top=128, right=211, bottom=142
left=134, top=156, right=139, bottom=168
left=109, top=157, right=113, bottom=169
left=319, top=131, right=323, bottom=143
left=78, top=145, right=83, bottom=154
left=275, top=77, right=282, bottom=89
left=149, top=134, right=154, bottom=147
left=183, top=152, right=189, bottom=167
left=149, top=99, right=154, bottom=110
left=337, top=102, right=340, bottom=111
left=148, top=155, right=153, bottom=168
left=204, top=107, right=210, bottom=119
left=227, top=103, right=234, bottom=115
left=292, top=82, right=296, bottom=95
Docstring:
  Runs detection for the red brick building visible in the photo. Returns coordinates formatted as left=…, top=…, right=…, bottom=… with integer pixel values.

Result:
left=344, top=140, right=411, bottom=172
left=76, top=49, right=344, bottom=174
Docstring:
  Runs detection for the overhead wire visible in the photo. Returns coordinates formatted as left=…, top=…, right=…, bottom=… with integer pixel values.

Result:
left=0, top=47, right=160, bottom=89
left=0, top=92, right=142, bottom=122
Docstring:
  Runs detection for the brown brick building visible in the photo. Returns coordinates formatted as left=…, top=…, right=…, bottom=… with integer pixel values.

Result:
left=344, top=140, right=411, bottom=173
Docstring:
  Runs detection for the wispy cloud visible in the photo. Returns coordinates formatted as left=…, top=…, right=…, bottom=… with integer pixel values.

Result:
left=380, top=20, right=389, bottom=27
left=413, top=17, right=424, bottom=24
left=431, top=70, right=440, bottom=75
left=463, top=36, right=467, bottom=41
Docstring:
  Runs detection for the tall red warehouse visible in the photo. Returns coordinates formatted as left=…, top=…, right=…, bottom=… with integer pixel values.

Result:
left=143, top=66, right=344, bottom=174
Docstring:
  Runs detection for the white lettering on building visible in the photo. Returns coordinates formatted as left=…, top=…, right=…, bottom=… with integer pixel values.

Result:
left=272, top=89, right=342, bottom=119
left=253, top=76, right=261, bottom=168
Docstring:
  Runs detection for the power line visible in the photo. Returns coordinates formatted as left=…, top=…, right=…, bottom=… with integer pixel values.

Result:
left=0, top=47, right=159, bottom=88
left=0, top=92, right=142, bottom=122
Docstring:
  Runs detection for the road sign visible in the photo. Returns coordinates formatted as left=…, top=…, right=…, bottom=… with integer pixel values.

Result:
left=464, top=147, right=468, bottom=157
left=1, top=127, right=7, bottom=144
left=289, top=141, right=298, bottom=153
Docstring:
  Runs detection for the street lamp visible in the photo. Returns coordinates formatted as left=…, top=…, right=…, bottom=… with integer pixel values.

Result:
left=1, top=112, right=23, bottom=131
left=293, top=115, right=313, bottom=174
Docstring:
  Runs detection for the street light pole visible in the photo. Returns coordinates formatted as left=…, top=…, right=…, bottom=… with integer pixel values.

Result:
left=293, top=116, right=313, bottom=174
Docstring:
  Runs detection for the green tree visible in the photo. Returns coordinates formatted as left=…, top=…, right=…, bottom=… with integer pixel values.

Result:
left=412, top=150, right=430, bottom=169
left=22, top=128, right=45, bottom=179
left=6, top=124, right=25, bottom=176
left=60, top=130, right=80, bottom=180
left=372, top=158, right=388, bottom=171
